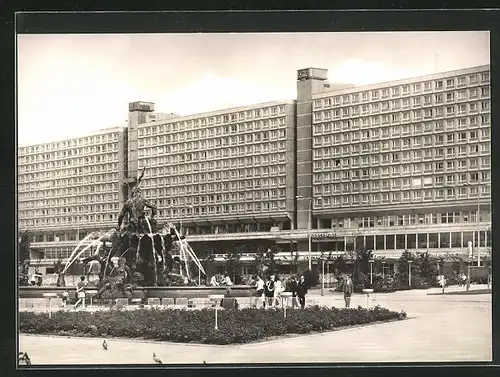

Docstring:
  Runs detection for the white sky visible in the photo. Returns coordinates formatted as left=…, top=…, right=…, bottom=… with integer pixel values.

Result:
left=17, top=31, right=490, bottom=146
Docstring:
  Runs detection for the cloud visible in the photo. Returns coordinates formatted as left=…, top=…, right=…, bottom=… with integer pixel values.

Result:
left=328, top=59, right=429, bottom=86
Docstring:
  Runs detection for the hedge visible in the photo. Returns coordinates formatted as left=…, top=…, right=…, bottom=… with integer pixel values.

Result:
left=20, top=306, right=406, bottom=345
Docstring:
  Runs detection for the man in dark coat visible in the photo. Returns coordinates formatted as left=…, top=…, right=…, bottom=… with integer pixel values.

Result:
left=296, top=275, right=308, bottom=309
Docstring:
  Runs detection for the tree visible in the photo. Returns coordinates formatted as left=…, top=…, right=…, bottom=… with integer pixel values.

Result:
left=396, top=250, right=419, bottom=285
left=202, top=251, right=217, bottom=281
left=264, top=246, right=280, bottom=275
left=18, top=230, right=31, bottom=263
left=415, top=252, right=437, bottom=283
left=332, top=255, right=348, bottom=275
left=224, top=249, right=242, bottom=284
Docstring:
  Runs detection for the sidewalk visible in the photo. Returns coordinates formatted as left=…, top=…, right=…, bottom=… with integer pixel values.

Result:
left=19, top=285, right=491, bottom=364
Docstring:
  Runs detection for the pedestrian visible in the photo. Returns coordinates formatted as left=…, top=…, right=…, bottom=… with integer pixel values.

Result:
left=255, top=275, right=265, bottom=308
left=73, top=275, right=87, bottom=309
left=61, top=290, right=69, bottom=308
left=264, top=275, right=275, bottom=308
left=221, top=273, right=233, bottom=286
left=273, top=275, right=283, bottom=307
left=440, top=275, right=446, bottom=294
left=296, top=275, right=308, bottom=309
left=209, top=275, right=219, bottom=287
left=342, top=274, right=354, bottom=308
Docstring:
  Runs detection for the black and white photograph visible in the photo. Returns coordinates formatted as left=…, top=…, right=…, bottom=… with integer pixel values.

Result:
left=16, top=22, right=492, bottom=365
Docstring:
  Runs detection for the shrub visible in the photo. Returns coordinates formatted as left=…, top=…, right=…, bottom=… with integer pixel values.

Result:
left=20, top=306, right=406, bottom=345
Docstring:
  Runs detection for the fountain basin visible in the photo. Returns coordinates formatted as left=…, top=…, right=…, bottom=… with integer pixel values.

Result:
left=19, top=285, right=255, bottom=300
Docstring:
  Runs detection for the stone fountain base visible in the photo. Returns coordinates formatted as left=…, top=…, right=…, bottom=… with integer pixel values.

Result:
left=18, top=285, right=254, bottom=301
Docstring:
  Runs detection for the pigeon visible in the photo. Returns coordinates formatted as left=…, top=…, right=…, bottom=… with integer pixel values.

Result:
left=23, top=352, right=31, bottom=366
left=102, top=340, right=107, bottom=350
left=203, top=360, right=207, bottom=365
left=153, top=353, right=162, bottom=364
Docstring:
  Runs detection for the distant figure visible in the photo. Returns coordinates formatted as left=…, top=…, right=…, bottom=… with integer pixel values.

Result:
left=209, top=275, right=219, bottom=287
left=61, top=290, right=69, bottom=308
left=273, top=275, right=283, bottom=307
left=255, top=276, right=265, bottom=308
left=342, top=274, right=354, bottom=308
left=264, top=275, right=275, bottom=308
left=296, top=275, right=308, bottom=309
left=102, top=340, right=108, bottom=350
left=221, top=273, right=233, bottom=286
left=73, top=276, right=87, bottom=309
left=287, top=276, right=301, bottom=309
left=439, top=275, right=446, bottom=294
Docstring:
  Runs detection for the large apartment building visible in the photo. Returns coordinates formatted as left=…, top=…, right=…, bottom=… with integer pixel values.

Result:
left=17, top=64, right=491, bottom=273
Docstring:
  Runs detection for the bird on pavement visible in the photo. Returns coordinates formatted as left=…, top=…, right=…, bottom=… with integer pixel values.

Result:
left=203, top=360, right=207, bottom=365
left=153, top=353, right=162, bottom=364
left=102, top=340, right=108, bottom=350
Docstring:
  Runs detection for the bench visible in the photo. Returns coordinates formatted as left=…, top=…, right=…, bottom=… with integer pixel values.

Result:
left=175, top=298, right=188, bottom=308
left=147, top=298, right=161, bottom=307
left=161, top=298, right=175, bottom=307
left=86, top=290, right=98, bottom=307
left=115, top=298, right=129, bottom=309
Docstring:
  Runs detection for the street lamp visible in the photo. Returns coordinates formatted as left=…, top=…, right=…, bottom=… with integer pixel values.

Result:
left=382, top=261, right=386, bottom=279
left=408, top=260, right=413, bottom=287
left=296, top=195, right=322, bottom=270
left=369, top=259, right=374, bottom=285
left=179, top=205, right=194, bottom=235
left=462, top=182, right=490, bottom=269
left=320, top=255, right=327, bottom=296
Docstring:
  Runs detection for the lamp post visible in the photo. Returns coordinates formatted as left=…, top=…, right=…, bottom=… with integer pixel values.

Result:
left=321, top=256, right=327, bottom=296
left=369, top=259, right=374, bottom=285
left=382, top=261, right=386, bottom=279
left=296, top=195, right=322, bottom=270
left=408, top=260, right=413, bottom=287
left=179, top=205, right=194, bottom=235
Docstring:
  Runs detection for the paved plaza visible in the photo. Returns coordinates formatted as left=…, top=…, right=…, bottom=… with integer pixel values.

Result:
left=19, top=285, right=492, bottom=364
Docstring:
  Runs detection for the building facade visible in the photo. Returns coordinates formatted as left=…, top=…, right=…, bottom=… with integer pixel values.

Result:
left=17, top=65, right=491, bottom=271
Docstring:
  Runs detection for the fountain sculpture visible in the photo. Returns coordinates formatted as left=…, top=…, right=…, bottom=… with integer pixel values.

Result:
left=59, top=168, right=206, bottom=299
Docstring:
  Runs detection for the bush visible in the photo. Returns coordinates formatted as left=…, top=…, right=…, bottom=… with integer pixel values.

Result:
left=20, top=306, right=406, bottom=345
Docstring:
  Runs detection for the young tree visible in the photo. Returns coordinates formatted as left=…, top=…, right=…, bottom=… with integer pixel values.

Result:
left=413, top=252, right=436, bottom=282
left=332, top=255, right=348, bottom=275
left=224, top=248, right=242, bottom=284
left=202, top=251, right=217, bottom=281
left=18, top=230, right=31, bottom=263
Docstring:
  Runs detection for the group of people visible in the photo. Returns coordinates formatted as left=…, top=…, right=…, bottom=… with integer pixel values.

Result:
left=209, top=273, right=233, bottom=287
left=254, top=274, right=309, bottom=309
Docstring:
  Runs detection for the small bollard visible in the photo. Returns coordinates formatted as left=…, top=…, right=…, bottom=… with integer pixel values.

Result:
left=42, top=293, right=58, bottom=319
left=362, top=289, right=374, bottom=308
left=281, top=292, right=293, bottom=318
left=208, top=295, right=224, bottom=330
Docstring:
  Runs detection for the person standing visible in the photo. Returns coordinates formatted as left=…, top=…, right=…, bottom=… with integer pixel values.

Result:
left=264, top=275, right=275, bottom=308
left=342, top=274, right=354, bottom=308
left=209, top=275, right=219, bottom=287
left=296, top=275, right=308, bottom=309
left=255, top=275, right=265, bottom=308
left=73, top=276, right=87, bottom=309
left=287, top=276, right=300, bottom=309
left=273, top=275, right=283, bottom=307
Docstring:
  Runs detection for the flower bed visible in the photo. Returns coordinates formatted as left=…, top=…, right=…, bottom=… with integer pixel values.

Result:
left=20, top=306, right=406, bottom=345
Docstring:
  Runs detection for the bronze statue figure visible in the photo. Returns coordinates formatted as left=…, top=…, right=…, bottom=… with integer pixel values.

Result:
left=117, top=187, right=158, bottom=234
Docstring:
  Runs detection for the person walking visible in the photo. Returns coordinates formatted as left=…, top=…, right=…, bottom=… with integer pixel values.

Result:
left=264, top=275, right=275, bottom=308
left=73, top=276, right=87, bottom=309
left=255, top=275, right=265, bottom=308
left=342, top=274, right=354, bottom=308
left=296, top=275, right=308, bottom=309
